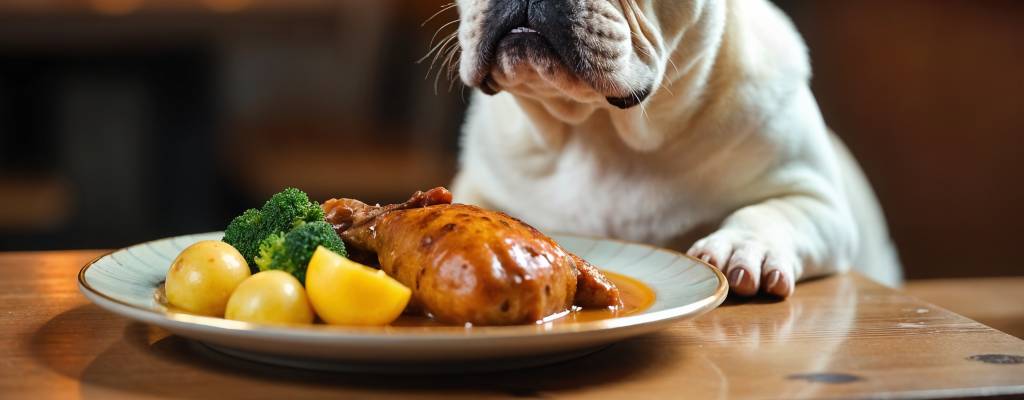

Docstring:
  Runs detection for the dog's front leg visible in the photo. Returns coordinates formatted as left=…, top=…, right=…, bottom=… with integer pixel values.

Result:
left=687, top=194, right=856, bottom=298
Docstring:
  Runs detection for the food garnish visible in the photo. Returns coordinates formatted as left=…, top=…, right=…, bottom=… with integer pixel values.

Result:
left=254, top=220, right=345, bottom=283
left=223, top=188, right=340, bottom=270
left=305, top=246, right=412, bottom=326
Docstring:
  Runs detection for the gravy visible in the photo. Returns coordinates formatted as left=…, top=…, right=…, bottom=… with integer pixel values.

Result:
left=158, top=271, right=655, bottom=327
left=390, top=271, right=655, bottom=327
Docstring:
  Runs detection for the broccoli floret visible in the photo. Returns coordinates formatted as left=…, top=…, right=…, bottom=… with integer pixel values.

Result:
left=260, top=188, right=325, bottom=233
left=222, top=208, right=263, bottom=268
left=222, top=188, right=327, bottom=272
left=254, top=220, right=346, bottom=283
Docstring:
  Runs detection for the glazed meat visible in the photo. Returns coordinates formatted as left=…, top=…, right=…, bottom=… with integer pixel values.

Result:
left=322, top=187, right=621, bottom=325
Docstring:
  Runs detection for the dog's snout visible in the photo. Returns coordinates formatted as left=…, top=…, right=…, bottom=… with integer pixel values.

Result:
left=477, top=0, right=580, bottom=68
left=462, top=0, right=655, bottom=108
left=480, top=0, right=571, bottom=38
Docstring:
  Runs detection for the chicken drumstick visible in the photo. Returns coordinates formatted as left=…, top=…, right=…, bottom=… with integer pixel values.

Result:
left=322, top=187, right=621, bottom=325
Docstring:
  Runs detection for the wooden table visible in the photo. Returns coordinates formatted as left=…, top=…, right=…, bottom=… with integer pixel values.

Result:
left=906, top=277, right=1024, bottom=340
left=3, top=251, right=1024, bottom=399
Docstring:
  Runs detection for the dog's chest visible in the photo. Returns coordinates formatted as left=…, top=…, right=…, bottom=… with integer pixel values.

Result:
left=493, top=140, right=716, bottom=247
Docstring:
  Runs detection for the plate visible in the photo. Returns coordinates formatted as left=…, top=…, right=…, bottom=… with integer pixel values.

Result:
left=78, top=232, right=727, bottom=373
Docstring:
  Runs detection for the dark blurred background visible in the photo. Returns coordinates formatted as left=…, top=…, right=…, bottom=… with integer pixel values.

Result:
left=0, top=1, right=1021, bottom=281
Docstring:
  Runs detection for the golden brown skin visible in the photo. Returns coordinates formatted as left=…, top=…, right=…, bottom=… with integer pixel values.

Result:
left=323, top=188, right=621, bottom=325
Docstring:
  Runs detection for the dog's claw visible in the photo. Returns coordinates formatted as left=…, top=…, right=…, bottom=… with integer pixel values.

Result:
left=765, top=270, right=781, bottom=290
left=763, top=269, right=792, bottom=297
left=728, top=268, right=748, bottom=294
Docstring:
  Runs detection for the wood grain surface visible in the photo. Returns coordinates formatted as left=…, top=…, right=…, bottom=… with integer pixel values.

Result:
left=2, top=251, right=1024, bottom=399
left=906, top=277, right=1024, bottom=339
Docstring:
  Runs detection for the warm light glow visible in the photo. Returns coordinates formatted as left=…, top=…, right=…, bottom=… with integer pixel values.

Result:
left=201, top=0, right=253, bottom=13
left=89, top=0, right=144, bottom=16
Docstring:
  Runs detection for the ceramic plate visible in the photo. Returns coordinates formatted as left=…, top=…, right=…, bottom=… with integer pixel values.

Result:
left=78, top=232, right=727, bottom=373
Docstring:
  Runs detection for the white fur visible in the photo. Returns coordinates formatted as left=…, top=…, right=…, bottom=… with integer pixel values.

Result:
left=452, top=0, right=902, bottom=293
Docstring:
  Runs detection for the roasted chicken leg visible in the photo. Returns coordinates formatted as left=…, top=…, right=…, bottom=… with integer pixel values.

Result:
left=322, top=187, right=621, bottom=325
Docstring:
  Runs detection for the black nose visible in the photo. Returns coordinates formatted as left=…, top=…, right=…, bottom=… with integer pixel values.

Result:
left=606, top=96, right=640, bottom=109
left=526, top=0, right=586, bottom=70
left=605, top=87, right=652, bottom=109
left=479, top=0, right=576, bottom=51
left=528, top=0, right=573, bottom=37
left=481, top=0, right=569, bottom=31
left=477, top=0, right=581, bottom=74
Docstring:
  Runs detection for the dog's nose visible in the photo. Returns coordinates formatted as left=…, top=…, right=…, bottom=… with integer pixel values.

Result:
left=606, top=87, right=653, bottom=109
left=607, top=96, right=640, bottom=109
left=527, top=0, right=568, bottom=29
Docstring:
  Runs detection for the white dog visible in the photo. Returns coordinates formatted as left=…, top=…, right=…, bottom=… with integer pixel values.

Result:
left=449, top=0, right=902, bottom=296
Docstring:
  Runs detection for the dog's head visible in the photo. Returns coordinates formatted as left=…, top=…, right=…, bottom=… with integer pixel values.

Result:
left=457, top=0, right=711, bottom=109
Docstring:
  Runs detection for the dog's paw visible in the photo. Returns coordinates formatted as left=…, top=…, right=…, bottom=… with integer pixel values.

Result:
left=686, top=230, right=798, bottom=298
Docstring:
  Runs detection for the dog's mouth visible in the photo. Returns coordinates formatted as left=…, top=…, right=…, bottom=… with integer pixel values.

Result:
left=469, top=2, right=649, bottom=109
left=478, top=25, right=556, bottom=95
left=474, top=7, right=568, bottom=95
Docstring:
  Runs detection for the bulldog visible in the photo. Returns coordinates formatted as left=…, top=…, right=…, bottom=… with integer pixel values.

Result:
left=448, top=0, right=902, bottom=296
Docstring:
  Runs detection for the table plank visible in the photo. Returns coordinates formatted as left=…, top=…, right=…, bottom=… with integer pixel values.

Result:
left=906, top=277, right=1024, bottom=339
left=2, top=251, right=1024, bottom=399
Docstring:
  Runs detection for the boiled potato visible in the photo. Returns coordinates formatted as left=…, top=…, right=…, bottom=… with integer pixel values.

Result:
left=306, top=246, right=411, bottom=326
left=165, top=240, right=250, bottom=316
left=225, top=271, right=314, bottom=325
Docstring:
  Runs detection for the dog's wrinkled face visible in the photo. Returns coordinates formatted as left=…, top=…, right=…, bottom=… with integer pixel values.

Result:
left=458, top=0, right=695, bottom=109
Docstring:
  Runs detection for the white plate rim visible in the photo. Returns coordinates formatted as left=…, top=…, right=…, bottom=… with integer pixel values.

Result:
left=78, top=233, right=728, bottom=341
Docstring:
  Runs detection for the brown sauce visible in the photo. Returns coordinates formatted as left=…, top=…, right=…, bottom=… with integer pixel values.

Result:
left=158, top=271, right=655, bottom=327
left=390, top=271, right=655, bottom=327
